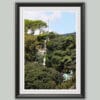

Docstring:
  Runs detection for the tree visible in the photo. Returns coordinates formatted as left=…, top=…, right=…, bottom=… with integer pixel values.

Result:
left=46, top=33, right=76, bottom=72
left=33, top=20, right=47, bottom=34
left=25, top=34, right=37, bottom=62
left=24, top=19, right=33, bottom=34
left=25, top=62, right=63, bottom=89
left=25, top=19, right=47, bottom=34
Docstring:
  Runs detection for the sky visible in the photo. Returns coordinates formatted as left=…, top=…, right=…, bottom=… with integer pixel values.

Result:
left=23, top=10, right=76, bottom=34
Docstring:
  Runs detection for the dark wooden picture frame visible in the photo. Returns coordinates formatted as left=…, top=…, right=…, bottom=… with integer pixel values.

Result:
left=15, top=2, right=85, bottom=98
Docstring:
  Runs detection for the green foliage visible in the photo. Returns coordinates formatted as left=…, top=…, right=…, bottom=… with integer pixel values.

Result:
left=25, top=34, right=37, bottom=62
left=56, top=74, right=76, bottom=89
left=24, top=19, right=76, bottom=89
left=25, top=62, right=63, bottom=89
left=24, top=19, right=32, bottom=33
left=48, top=32, right=58, bottom=39
left=25, top=33, right=48, bottom=62
left=37, top=33, right=48, bottom=41
left=46, top=33, right=76, bottom=72
left=25, top=19, right=47, bottom=34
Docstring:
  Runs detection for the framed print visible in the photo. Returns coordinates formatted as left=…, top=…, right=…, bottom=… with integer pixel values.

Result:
left=15, top=2, right=85, bottom=98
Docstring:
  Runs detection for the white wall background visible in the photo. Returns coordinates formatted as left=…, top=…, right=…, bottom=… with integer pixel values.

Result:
left=0, top=0, right=100, bottom=100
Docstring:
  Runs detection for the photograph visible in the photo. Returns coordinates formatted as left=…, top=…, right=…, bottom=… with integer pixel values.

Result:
left=25, top=7, right=76, bottom=90
left=15, top=3, right=85, bottom=98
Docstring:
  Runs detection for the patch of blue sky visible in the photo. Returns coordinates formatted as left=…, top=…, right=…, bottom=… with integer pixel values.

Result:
left=48, top=12, right=76, bottom=34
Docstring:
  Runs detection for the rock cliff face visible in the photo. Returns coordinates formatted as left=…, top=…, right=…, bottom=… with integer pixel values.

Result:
left=37, top=39, right=47, bottom=66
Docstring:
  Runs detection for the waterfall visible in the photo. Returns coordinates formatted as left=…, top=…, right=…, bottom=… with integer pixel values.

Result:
left=43, top=40, right=46, bottom=66
left=63, top=70, right=73, bottom=81
left=70, top=70, right=73, bottom=75
left=43, top=57, right=46, bottom=66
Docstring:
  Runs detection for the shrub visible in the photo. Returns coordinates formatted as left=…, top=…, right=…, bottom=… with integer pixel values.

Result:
left=56, top=76, right=76, bottom=89
left=25, top=62, right=63, bottom=89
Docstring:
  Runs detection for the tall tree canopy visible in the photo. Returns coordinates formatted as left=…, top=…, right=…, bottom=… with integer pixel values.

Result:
left=25, top=19, right=47, bottom=34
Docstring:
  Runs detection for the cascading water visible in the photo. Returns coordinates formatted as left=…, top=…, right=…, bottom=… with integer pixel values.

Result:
left=63, top=70, right=73, bottom=81
left=42, top=40, right=47, bottom=66
left=43, top=57, right=46, bottom=66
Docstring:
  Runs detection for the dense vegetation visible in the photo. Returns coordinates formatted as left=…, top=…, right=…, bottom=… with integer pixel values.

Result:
left=25, top=62, right=63, bottom=89
left=24, top=19, right=76, bottom=89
